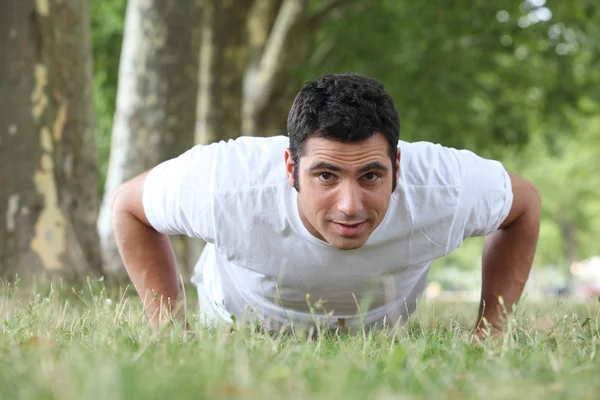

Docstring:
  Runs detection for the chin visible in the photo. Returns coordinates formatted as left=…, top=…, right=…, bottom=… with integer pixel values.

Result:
left=329, top=237, right=368, bottom=251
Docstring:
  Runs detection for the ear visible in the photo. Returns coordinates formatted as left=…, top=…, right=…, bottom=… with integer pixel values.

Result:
left=284, top=148, right=296, bottom=188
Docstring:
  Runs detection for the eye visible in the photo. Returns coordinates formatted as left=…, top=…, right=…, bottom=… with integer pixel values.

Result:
left=317, top=172, right=336, bottom=182
left=363, top=172, right=381, bottom=182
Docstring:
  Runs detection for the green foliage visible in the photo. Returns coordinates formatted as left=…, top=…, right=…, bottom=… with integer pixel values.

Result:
left=90, top=0, right=126, bottom=197
left=503, top=115, right=600, bottom=266
left=1, top=283, right=599, bottom=399
left=304, top=0, right=600, bottom=156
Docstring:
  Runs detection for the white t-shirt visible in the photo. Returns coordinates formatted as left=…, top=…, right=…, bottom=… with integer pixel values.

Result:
left=142, top=136, right=513, bottom=332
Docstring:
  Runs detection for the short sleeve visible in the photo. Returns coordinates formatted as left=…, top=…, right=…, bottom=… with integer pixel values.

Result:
left=449, top=148, right=514, bottom=241
left=142, top=145, right=216, bottom=242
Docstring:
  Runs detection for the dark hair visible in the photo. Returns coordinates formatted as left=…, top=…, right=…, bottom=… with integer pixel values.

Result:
left=287, top=73, right=400, bottom=192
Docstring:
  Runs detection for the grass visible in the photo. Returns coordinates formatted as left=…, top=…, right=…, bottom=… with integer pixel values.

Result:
left=1, top=279, right=599, bottom=400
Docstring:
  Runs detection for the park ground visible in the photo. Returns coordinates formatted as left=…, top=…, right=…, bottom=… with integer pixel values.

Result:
left=1, top=280, right=599, bottom=400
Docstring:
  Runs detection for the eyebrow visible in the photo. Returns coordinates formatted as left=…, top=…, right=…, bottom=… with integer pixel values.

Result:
left=357, top=162, right=389, bottom=174
left=308, top=161, right=389, bottom=174
left=308, top=162, right=342, bottom=172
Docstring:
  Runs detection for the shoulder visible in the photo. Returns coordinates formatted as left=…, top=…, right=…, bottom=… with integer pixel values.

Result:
left=141, top=135, right=291, bottom=239
left=397, top=140, right=509, bottom=192
left=397, top=140, right=463, bottom=188
left=181, top=135, right=290, bottom=193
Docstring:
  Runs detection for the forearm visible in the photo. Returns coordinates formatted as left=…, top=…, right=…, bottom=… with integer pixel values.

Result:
left=113, top=207, right=181, bottom=329
left=476, top=207, right=540, bottom=333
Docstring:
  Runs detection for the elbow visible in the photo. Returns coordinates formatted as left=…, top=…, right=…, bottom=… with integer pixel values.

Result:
left=109, top=171, right=152, bottom=229
left=500, top=172, right=542, bottom=230
left=110, top=184, right=127, bottom=218
left=110, top=184, right=129, bottom=234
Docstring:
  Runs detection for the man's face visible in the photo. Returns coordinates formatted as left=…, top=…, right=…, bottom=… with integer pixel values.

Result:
left=285, top=132, right=400, bottom=250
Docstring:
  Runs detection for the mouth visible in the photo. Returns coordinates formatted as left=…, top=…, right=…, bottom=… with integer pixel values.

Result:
left=332, top=221, right=366, bottom=237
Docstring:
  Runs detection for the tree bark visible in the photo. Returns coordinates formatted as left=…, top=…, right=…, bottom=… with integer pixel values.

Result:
left=195, top=0, right=254, bottom=144
left=243, top=0, right=307, bottom=137
left=0, top=0, right=103, bottom=282
left=98, top=0, right=201, bottom=277
left=242, top=0, right=354, bottom=138
left=246, top=0, right=283, bottom=68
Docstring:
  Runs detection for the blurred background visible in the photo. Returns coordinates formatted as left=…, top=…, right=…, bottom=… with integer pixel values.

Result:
left=1, top=0, right=599, bottom=302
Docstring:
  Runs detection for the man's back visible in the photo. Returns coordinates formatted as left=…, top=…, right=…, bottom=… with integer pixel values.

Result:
left=142, top=135, right=513, bottom=331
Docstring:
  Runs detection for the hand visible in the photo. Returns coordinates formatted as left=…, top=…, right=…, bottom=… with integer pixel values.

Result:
left=472, top=318, right=504, bottom=343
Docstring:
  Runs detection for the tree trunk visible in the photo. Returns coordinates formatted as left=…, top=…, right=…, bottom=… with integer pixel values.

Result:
left=243, top=0, right=306, bottom=137
left=246, top=0, right=284, bottom=67
left=0, top=0, right=103, bottom=282
left=97, top=0, right=201, bottom=278
left=242, top=0, right=354, bottom=137
left=195, top=0, right=254, bottom=144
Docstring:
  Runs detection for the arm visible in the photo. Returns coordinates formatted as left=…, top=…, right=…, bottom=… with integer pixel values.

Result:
left=475, top=171, right=541, bottom=338
left=111, top=171, right=182, bottom=331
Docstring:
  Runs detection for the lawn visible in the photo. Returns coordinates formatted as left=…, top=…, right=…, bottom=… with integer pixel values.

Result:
left=1, top=280, right=599, bottom=399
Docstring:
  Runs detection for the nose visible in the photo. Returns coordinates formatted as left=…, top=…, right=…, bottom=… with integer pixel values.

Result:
left=337, top=182, right=363, bottom=217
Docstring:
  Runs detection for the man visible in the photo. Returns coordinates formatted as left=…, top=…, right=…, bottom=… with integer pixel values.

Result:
left=112, top=73, right=541, bottom=338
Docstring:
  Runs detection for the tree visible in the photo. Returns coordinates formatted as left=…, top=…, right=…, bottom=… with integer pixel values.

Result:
left=97, top=0, right=201, bottom=277
left=196, top=0, right=350, bottom=141
left=90, top=0, right=127, bottom=197
left=195, top=0, right=254, bottom=144
left=0, top=0, right=103, bottom=282
left=242, top=0, right=364, bottom=138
